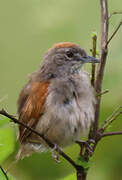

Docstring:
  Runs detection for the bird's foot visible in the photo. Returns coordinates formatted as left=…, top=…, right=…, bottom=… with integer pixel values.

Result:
left=75, top=139, right=95, bottom=155
left=51, top=144, right=60, bottom=163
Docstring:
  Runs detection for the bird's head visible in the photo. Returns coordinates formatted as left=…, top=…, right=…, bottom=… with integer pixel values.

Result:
left=41, top=42, right=99, bottom=77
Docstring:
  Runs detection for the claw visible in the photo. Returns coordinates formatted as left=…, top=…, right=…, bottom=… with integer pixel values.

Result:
left=51, top=144, right=60, bottom=163
left=75, top=139, right=95, bottom=156
left=88, top=139, right=95, bottom=145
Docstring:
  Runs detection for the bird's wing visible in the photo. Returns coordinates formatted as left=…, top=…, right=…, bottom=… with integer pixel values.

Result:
left=17, top=81, right=49, bottom=143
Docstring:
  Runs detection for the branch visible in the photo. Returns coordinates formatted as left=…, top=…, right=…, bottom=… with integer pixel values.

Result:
left=0, top=109, right=81, bottom=172
left=109, top=11, right=122, bottom=19
left=0, top=95, right=8, bottom=103
left=82, top=0, right=110, bottom=163
left=93, top=0, right=109, bottom=137
left=102, top=131, right=122, bottom=137
left=0, top=166, right=9, bottom=180
left=0, top=109, right=53, bottom=147
left=100, top=106, right=122, bottom=132
left=107, top=20, right=122, bottom=45
left=0, top=1, right=121, bottom=180
left=0, top=109, right=88, bottom=179
left=96, top=89, right=109, bottom=97
left=91, top=33, right=97, bottom=87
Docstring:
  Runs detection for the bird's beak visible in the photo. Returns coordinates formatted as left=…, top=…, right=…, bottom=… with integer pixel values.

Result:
left=81, top=55, right=100, bottom=63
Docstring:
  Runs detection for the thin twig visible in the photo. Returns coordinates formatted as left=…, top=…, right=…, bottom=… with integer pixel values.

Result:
left=96, top=89, right=109, bottom=97
left=109, top=11, right=122, bottom=19
left=83, top=0, right=109, bottom=163
left=0, top=109, right=85, bottom=175
left=0, top=95, right=8, bottom=103
left=101, top=111, right=122, bottom=131
left=107, top=21, right=122, bottom=45
left=0, top=1, right=121, bottom=180
left=102, top=131, right=122, bottom=137
left=100, top=106, right=122, bottom=132
left=91, top=34, right=97, bottom=87
left=93, top=0, right=109, bottom=137
left=0, top=166, right=9, bottom=180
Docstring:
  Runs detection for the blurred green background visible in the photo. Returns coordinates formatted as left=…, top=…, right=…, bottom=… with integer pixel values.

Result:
left=0, top=0, right=122, bottom=179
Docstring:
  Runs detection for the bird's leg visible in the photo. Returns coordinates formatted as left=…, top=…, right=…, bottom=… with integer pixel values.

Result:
left=75, top=139, right=95, bottom=156
left=51, top=144, right=60, bottom=163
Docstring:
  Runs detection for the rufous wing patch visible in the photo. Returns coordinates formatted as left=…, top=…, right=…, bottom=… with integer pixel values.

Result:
left=19, top=81, right=49, bottom=142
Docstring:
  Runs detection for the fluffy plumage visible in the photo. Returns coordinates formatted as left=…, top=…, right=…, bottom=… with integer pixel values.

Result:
left=17, top=42, right=99, bottom=158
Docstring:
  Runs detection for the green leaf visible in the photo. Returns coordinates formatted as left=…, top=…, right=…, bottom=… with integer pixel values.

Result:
left=62, top=173, right=76, bottom=180
left=0, top=118, right=10, bottom=127
left=0, top=127, right=15, bottom=164
left=0, top=168, right=7, bottom=180
left=0, top=168, right=14, bottom=180
left=77, top=156, right=91, bottom=172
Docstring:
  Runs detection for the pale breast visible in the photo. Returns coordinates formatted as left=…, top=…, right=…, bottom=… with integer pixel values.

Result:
left=36, top=71, right=96, bottom=147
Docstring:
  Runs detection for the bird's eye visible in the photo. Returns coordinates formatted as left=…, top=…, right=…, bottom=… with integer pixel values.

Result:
left=66, top=51, right=74, bottom=58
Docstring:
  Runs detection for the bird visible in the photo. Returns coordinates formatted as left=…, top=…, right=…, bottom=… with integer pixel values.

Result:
left=16, top=42, right=99, bottom=159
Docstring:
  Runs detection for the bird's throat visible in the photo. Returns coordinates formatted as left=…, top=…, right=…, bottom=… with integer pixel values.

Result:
left=71, top=64, right=83, bottom=74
